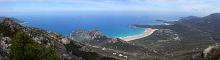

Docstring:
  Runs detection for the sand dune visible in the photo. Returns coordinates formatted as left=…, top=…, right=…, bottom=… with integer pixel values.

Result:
left=120, top=28, right=158, bottom=41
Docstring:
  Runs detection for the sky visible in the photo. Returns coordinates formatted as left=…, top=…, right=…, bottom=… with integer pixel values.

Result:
left=0, top=0, right=220, bottom=15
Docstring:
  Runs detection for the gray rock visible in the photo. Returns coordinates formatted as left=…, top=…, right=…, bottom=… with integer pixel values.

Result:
left=0, top=37, right=11, bottom=54
left=70, top=29, right=106, bottom=41
left=0, top=37, right=11, bottom=60
left=0, top=18, right=21, bottom=32
left=0, top=55, right=10, bottom=60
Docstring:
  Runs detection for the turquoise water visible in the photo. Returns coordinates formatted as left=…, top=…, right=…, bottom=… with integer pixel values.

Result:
left=1, top=12, right=180, bottom=38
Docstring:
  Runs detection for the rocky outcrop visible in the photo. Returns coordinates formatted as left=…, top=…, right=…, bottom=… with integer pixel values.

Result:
left=0, top=18, right=21, bottom=32
left=0, top=37, right=11, bottom=54
left=191, top=45, right=220, bottom=60
left=22, top=27, right=86, bottom=60
left=70, top=29, right=128, bottom=44
left=70, top=29, right=106, bottom=42
left=0, top=18, right=116, bottom=60
left=0, top=34, right=10, bottom=60
left=203, top=45, right=220, bottom=58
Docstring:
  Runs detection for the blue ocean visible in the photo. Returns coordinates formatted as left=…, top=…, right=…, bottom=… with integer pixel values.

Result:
left=2, top=12, right=181, bottom=38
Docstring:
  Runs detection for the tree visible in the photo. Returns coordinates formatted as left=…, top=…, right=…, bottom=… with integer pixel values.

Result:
left=11, top=32, right=27, bottom=60
left=45, top=47, right=59, bottom=60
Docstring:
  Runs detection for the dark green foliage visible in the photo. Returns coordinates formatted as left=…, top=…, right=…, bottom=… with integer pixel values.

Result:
left=65, top=41, right=117, bottom=60
left=210, top=52, right=220, bottom=60
left=10, top=32, right=59, bottom=60
left=10, top=32, right=27, bottom=60
left=44, top=47, right=59, bottom=60
left=0, top=24, right=16, bottom=37
left=0, top=18, right=20, bottom=37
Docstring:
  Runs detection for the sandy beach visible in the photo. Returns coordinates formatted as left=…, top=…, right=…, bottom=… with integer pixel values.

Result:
left=120, top=28, right=158, bottom=41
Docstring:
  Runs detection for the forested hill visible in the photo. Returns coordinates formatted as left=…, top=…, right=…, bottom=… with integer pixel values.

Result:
left=173, top=13, right=220, bottom=41
left=130, top=13, right=220, bottom=60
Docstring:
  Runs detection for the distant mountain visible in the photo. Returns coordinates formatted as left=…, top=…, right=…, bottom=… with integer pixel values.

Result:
left=131, top=13, right=220, bottom=60
left=172, top=13, right=220, bottom=41
left=0, top=17, right=26, bottom=24
left=134, top=13, right=220, bottom=42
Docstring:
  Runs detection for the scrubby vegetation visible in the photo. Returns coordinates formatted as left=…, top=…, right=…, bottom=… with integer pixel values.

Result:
left=131, top=13, right=220, bottom=59
left=210, top=52, right=220, bottom=60
left=10, top=31, right=59, bottom=60
left=0, top=23, right=17, bottom=37
left=132, top=24, right=214, bottom=53
left=1, top=18, right=59, bottom=60
left=65, top=40, right=117, bottom=60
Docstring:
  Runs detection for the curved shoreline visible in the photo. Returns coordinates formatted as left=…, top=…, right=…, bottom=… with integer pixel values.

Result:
left=120, top=28, right=158, bottom=41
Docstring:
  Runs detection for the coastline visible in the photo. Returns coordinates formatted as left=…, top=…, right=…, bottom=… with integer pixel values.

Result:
left=19, top=22, right=28, bottom=24
left=120, top=28, right=158, bottom=41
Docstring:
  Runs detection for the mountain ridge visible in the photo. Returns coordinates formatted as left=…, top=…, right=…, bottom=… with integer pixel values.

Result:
left=0, top=18, right=117, bottom=60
